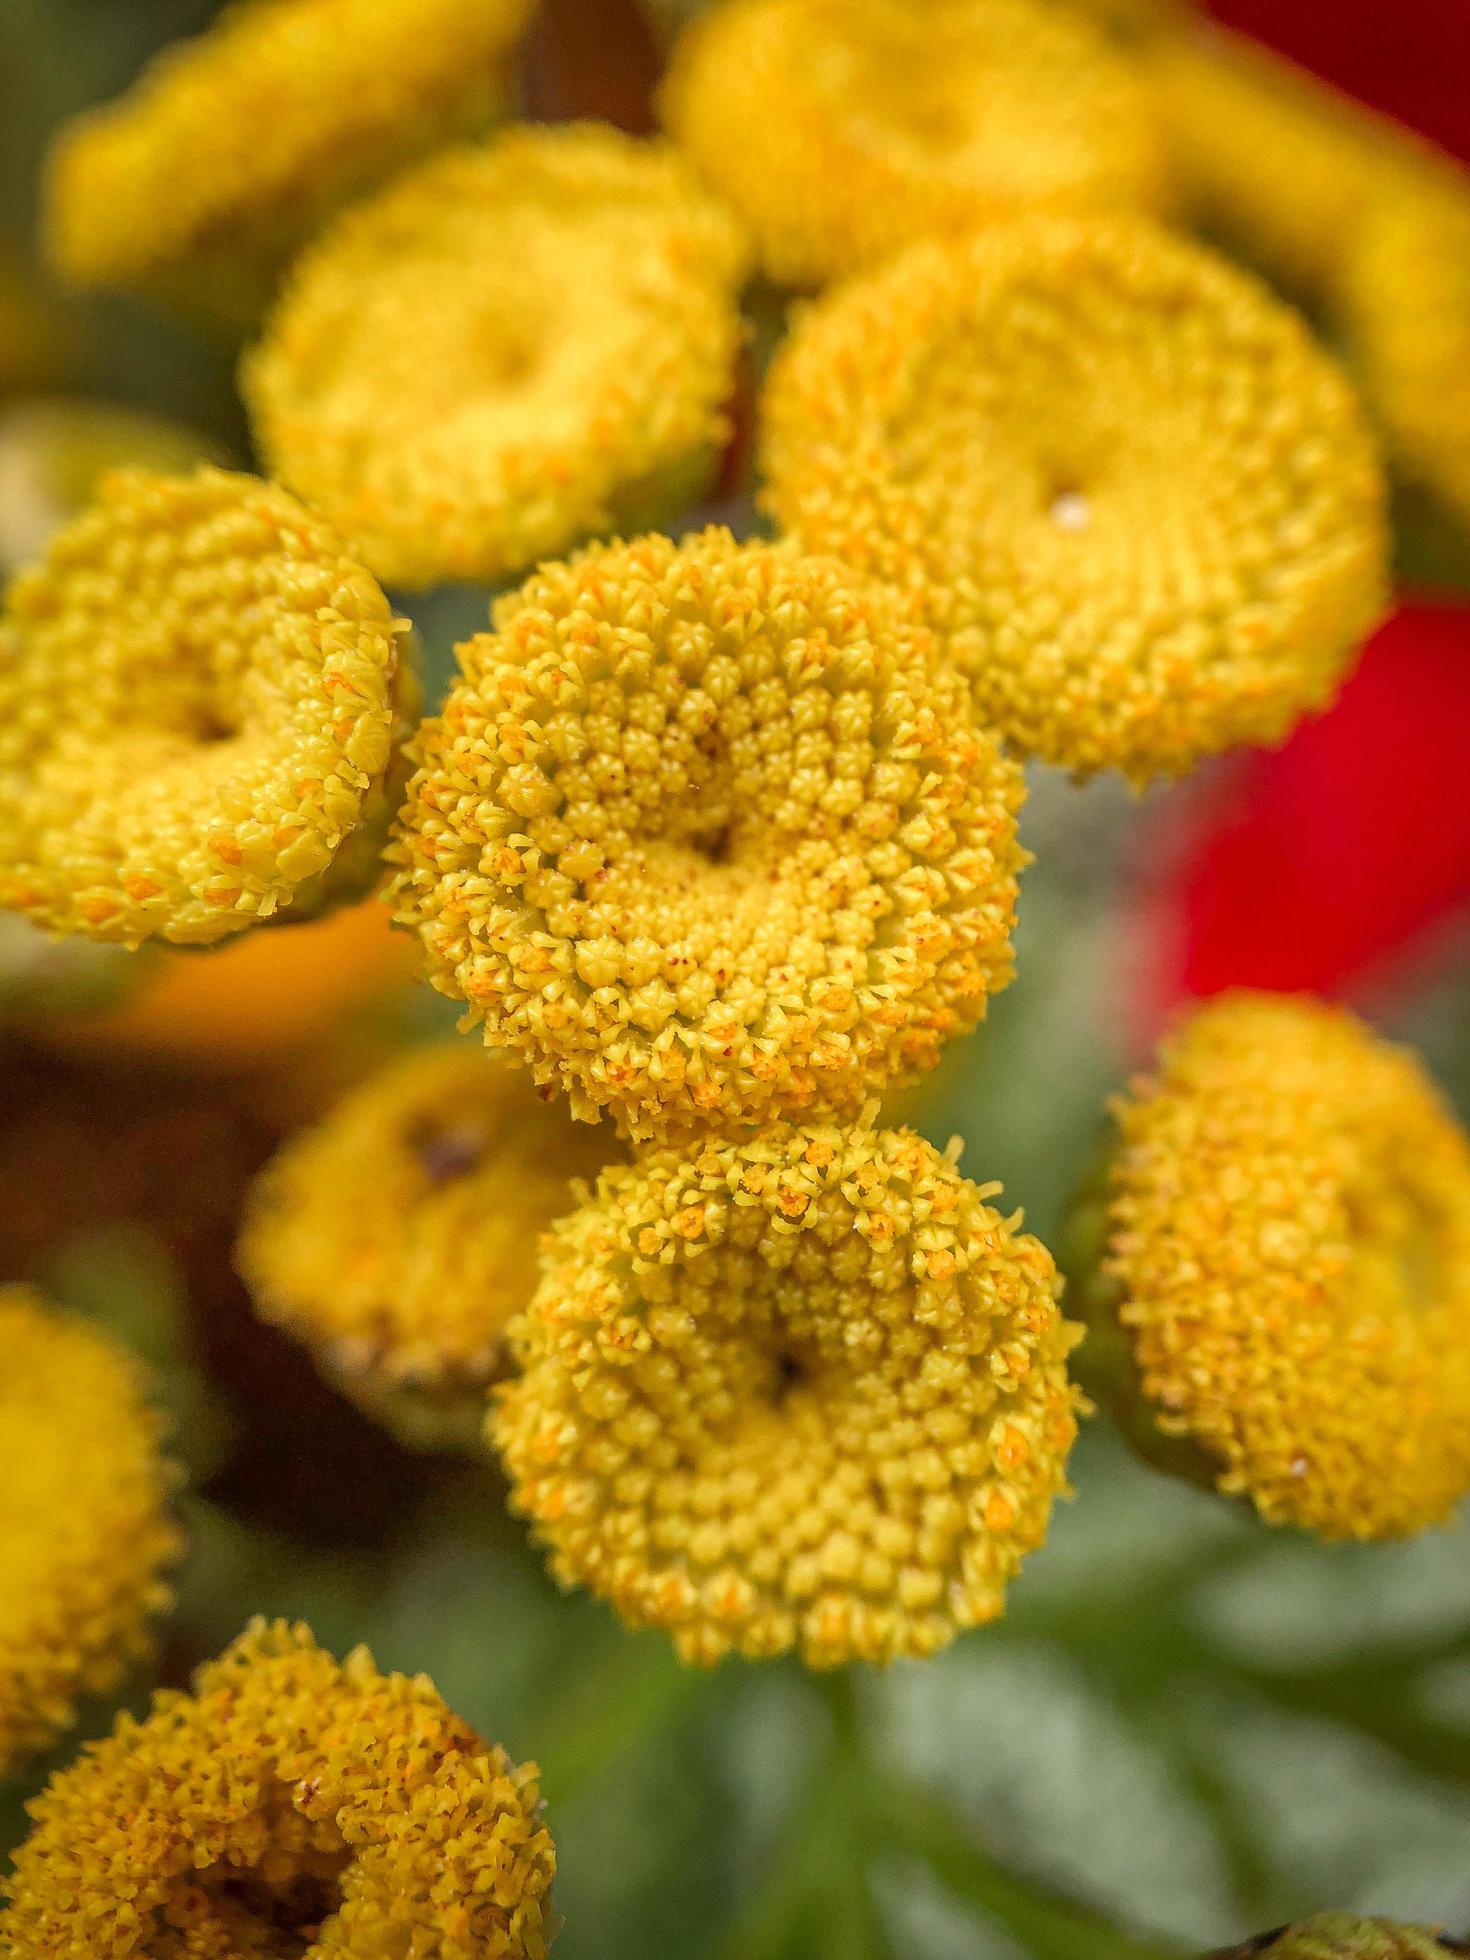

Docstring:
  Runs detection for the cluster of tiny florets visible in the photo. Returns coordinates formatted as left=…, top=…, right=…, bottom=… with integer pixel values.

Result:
left=387, top=528, right=1026, bottom=1140
left=494, top=1120, right=1082, bottom=1667
left=0, top=466, right=410, bottom=947
left=237, top=1043, right=617, bottom=1448
left=0, top=1286, right=181, bottom=1777
left=1104, top=993, right=1470, bottom=1540
left=761, top=211, right=1388, bottom=782
left=42, top=0, right=536, bottom=319
left=660, top=0, right=1168, bottom=287
left=243, top=123, right=749, bottom=590
left=1207, top=1915, right=1468, bottom=1960
left=0, top=1618, right=557, bottom=1960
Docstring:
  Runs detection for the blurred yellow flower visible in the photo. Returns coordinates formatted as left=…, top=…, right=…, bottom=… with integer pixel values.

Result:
left=761, top=213, right=1387, bottom=783
left=42, top=0, right=535, bottom=321
left=0, top=467, right=411, bottom=948
left=238, top=1043, right=618, bottom=1448
left=1344, top=187, right=1470, bottom=531
left=1208, top=1916, right=1464, bottom=1960
left=1102, top=994, right=1470, bottom=1540
left=0, top=1286, right=180, bottom=1776
left=388, top=529, right=1026, bottom=1141
left=243, top=123, right=748, bottom=590
left=496, top=1121, right=1081, bottom=1667
left=661, top=0, right=1168, bottom=287
left=1, top=1618, right=557, bottom=1959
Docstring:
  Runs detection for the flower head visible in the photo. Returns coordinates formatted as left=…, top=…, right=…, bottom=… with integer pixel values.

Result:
left=761, top=213, right=1388, bottom=783
left=243, top=124, right=748, bottom=590
left=388, top=530, right=1026, bottom=1141
left=1344, top=184, right=1470, bottom=530
left=660, top=0, right=1168, bottom=287
left=494, top=1121, right=1081, bottom=1667
left=1206, top=1917, right=1467, bottom=1960
left=42, top=0, right=535, bottom=320
left=1099, top=993, right=1470, bottom=1539
left=1, top=1618, right=557, bottom=1960
left=0, top=467, right=411, bottom=948
left=0, top=1286, right=181, bottom=1776
left=238, top=1043, right=617, bottom=1448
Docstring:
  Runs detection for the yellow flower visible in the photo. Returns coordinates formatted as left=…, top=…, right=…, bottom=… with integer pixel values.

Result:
left=1098, top=993, right=1470, bottom=1540
left=237, top=1043, right=618, bottom=1449
left=1205, top=1918, right=1464, bottom=1960
left=660, top=0, right=1168, bottom=288
left=761, top=213, right=1388, bottom=783
left=0, top=466, right=412, bottom=948
left=243, top=124, right=748, bottom=591
left=495, top=1121, right=1081, bottom=1667
left=1343, top=185, right=1470, bottom=531
left=0, top=1618, right=557, bottom=1960
left=0, top=1286, right=181, bottom=1776
left=1143, top=26, right=1432, bottom=304
left=387, top=529, right=1026, bottom=1141
left=42, top=0, right=535, bottom=322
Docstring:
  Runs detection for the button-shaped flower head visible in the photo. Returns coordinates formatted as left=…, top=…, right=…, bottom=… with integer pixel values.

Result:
left=0, top=1287, right=181, bottom=1776
left=1205, top=1916, right=1469, bottom=1959
left=0, top=467, right=411, bottom=947
left=494, top=1121, right=1082, bottom=1667
left=0, top=1618, right=557, bottom=1959
left=387, top=530, right=1027, bottom=1140
left=1093, top=993, right=1470, bottom=1539
left=238, top=1043, right=618, bottom=1449
left=244, top=124, right=749, bottom=590
left=661, top=0, right=1168, bottom=287
left=42, top=0, right=536, bottom=320
left=762, top=213, right=1388, bottom=784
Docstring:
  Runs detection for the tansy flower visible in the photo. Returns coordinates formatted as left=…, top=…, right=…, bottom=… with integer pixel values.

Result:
left=660, top=0, right=1168, bottom=289
left=387, top=529, right=1026, bottom=1141
left=237, top=1043, right=618, bottom=1449
left=1091, top=993, right=1470, bottom=1539
left=493, top=1121, right=1082, bottom=1667
left=760, top=213, right=1388, bottom=784
left=0, top=1618, right=557, bottom=1960
left=243, top=124, right=748, bottom=591
left=0, top=466, right=412, bottom=948
left=1343, top=185, right=1470, bottom=530
left=0, top=1286, right=181, bottom=1776
left=0, top=397, right=221, bottom=576
left=41, top=0, right=536, bottom=323
left=1204, top=1918, right=1469, bottom=1960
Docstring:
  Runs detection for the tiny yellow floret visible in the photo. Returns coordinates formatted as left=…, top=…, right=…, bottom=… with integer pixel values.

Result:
left=42, top=0, right=536, bottom=320
left=0, top=1618, right=557, bottom=1959
left=387, top=529, right=1027, bottom=1140
left=1104, top=994, right=1470, bottom=1540
left=244, top=124, right=749, bottom=590
left=494, top=1121, right=1082, bottom=1667
left=762, top=213, right=1388, bottom=783
left=0, top=1286, right=180, bottom=1776
left=238, top=1043, right=617, bottom=1448
left=0, top=467, right=410, bottom=947
left=661, top=0, right=1168, bottom=287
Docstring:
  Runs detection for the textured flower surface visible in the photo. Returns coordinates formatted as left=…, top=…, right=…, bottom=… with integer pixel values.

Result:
left=494, top=1121, right=1082, bottom=1667
left=238, top=1043, right=616, bottom=1447
left=660, top=0, right=1168, bottom=287
left=1206, top=1915, right=1468, bottom=1959
left=762, top=212, right=1388, bottom=782
left=0, top=467, right=409, bottom=948
left=244, top=124, right=748, bottom=590
left=42, top=0, right=535, bottom=319
left=0, top=1618, right=557, bottom=1960
left=388, top=530, right=1026, bottom=1139
left=0, top=1286, right=180, bottom=1777
left=1102, top=994, right=1470, bottom=1539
